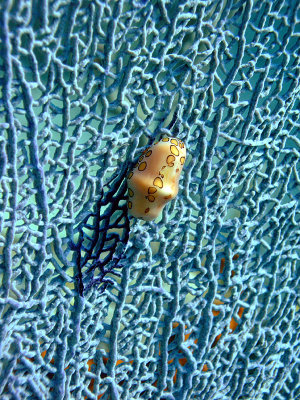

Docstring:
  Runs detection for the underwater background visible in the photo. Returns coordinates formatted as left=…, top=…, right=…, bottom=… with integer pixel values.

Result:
left=0, top=0, right=299, bottom=399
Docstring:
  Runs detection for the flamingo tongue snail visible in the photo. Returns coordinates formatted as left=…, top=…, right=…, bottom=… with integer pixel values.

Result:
left=127, top=137, right=186, bottom=221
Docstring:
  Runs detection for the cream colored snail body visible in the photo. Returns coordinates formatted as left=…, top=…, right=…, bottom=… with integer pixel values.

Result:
left=127, top=137, right=186, bottom=221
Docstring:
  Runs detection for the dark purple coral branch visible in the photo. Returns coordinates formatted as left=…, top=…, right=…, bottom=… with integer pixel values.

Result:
left=71, top=170, right=130, bottom=296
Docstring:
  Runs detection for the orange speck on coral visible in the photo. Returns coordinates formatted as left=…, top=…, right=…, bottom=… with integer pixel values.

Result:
left=202, top=364, right=208, bottom=372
